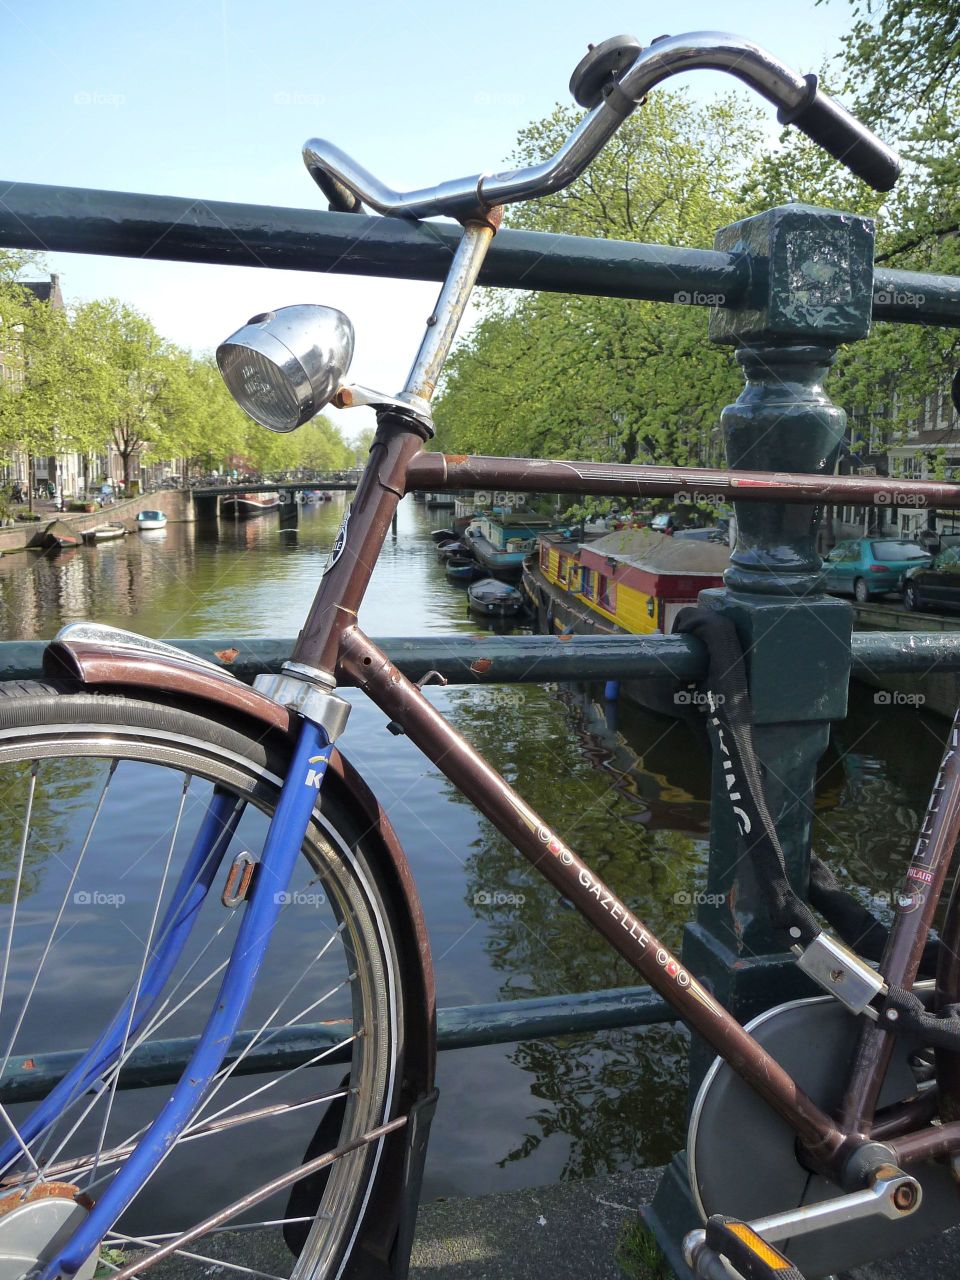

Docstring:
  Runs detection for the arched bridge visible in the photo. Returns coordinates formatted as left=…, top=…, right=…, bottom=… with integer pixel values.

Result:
left=190, top=478, right=359, bottom=524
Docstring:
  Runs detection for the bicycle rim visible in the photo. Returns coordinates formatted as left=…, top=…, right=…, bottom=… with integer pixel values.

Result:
left=0, top=685, right=402, bottom=1280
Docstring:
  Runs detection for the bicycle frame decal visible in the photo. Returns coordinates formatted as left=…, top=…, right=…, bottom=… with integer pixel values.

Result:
left=323, top=504, right=351, bottom=575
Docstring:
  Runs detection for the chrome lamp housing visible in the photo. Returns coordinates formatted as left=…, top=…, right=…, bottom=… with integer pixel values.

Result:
left=216, top=304, right=355, bottom=432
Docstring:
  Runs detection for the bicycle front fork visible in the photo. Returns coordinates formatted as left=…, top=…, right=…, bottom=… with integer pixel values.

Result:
left=36, top=717, right=332, bottom=1280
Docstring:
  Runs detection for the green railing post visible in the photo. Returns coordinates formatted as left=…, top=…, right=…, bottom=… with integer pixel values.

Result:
left=644, top=204, right=875, bottom=1272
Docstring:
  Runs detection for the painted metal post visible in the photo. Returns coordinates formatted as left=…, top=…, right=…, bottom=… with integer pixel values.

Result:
left=644, top=204, right=876, bottom=1273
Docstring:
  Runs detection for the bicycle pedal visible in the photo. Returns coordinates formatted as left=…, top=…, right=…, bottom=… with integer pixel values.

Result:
left=699, top=1215, right=805, bottom=1280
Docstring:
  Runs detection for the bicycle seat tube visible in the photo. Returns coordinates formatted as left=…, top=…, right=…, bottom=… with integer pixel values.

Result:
left=288, top=210, right=501, bottom=682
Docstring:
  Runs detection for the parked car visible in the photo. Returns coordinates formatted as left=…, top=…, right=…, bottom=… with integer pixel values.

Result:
left=674, top=517, right=731, bottom=544
left=823, top=538, right=932, bottom=602
left=904, top=547, right=960, bottom=612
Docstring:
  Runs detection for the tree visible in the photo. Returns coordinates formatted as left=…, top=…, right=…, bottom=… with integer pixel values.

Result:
left=433, top=92, right=762, bottom=467
left=741, top=2, right=960, bottom=462
left=0, top=281, right=108, bottom=507
left=72, top=300, right=180, bottom=489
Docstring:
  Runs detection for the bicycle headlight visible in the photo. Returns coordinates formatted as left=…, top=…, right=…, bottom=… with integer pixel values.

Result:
left=217, top=304, right=355, bottom=432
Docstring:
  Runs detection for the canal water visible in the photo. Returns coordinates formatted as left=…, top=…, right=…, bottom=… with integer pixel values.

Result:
left=0, top=497, right=948, bottom=1215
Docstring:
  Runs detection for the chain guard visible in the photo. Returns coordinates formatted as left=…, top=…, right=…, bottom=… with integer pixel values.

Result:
left=687, top=994, right=960, bottom=1277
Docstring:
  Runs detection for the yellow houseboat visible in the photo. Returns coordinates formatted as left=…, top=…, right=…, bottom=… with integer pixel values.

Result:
left=524, top=527, right=729, bottom=637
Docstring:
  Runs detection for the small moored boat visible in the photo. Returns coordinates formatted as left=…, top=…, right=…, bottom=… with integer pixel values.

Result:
left=436, top=539, right=468, bottom=561
left=82, top=523, right=127, bottom=545
left=44, top=520, right=80, bottom=550
left=136, top=510, right=167, bottom=530
left=429, top=528, right=457, bottom=544
left=468, top=578, right=524, bottom=618
left=446, top=556, right=477, bottom=583
left=221, top=492, right=281, bottom=518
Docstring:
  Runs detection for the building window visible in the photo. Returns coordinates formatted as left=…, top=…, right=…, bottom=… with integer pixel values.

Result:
left=598, top=573, right=616, bottom=611
left=540, top=544, right=549, bottom=572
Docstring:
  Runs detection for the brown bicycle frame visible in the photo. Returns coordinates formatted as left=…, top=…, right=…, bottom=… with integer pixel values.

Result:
left=285, top=415, right=960, bottom=1182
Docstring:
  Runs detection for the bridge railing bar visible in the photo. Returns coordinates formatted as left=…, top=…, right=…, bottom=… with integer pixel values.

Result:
left=2, top=632, right=959, bottom=686
left=0, top=986, right=675, bottom=1104
left=1, top=181, right=959, bottom=325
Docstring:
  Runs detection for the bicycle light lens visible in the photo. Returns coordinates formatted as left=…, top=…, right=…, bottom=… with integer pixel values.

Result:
left=217, top=304, right=355, bottom=432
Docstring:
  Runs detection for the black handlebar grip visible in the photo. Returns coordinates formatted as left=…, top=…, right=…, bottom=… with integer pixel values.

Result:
left=777, top=74, right=901, bottom=192
left=314, top=170, right=366, bottom=215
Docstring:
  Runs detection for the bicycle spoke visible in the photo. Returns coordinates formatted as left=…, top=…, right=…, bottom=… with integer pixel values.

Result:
left=107, top=1230, right=290, bottom=1280
left=8, top=1066, right=354, bottom=1190
left=0, top=762, right=117, bottom=1084
left=0, top=761, right=42, bottom=1177
left=86, top=775, right=191, bottom=1185
left=106, top=1118, right=407, bottom=1280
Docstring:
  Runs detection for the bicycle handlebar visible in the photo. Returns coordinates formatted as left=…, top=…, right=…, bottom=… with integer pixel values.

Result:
left=303, top=31, right=901, bottom=220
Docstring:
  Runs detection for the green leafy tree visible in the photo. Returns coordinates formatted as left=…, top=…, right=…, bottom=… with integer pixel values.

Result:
left=433, top=92, right=762, bottom=466
left=72, top=300, right=178, bottom=489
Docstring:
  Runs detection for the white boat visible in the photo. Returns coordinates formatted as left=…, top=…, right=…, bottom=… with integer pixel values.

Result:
left=136, top=510, right=168, bottom=530
left=81, top=523, right=127, bottom=545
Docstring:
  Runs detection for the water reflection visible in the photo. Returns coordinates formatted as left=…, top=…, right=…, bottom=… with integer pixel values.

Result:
left=0, top=498, right=948, bottom=1200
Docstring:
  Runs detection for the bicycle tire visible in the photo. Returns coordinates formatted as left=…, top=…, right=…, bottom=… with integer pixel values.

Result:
left=0, top=680, right=414, bottom=1280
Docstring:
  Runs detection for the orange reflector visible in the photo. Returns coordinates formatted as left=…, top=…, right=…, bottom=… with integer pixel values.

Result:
left=728, top=1222, right=791, bottom=1269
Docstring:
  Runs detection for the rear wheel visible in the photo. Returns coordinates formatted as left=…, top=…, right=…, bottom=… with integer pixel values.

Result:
left=854, top=577, right=871, bottom=603
left=0, top=682, right=409, bottom=1280
left=904, top=582, right=919, bottom=611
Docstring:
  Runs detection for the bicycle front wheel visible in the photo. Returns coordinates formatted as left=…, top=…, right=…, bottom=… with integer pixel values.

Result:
left=0, top=682, right=409, bottom=1280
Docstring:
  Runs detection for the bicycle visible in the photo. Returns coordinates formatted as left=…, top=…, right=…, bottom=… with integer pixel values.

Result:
left=0, top=28, right=954, bottom=1280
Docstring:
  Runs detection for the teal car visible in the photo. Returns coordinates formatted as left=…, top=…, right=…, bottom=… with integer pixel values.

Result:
left=823, top=538, right=932, bottom=602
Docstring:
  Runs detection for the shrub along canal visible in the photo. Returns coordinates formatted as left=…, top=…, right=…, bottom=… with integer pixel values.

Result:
left=0, top=493, right=946, bottom=1227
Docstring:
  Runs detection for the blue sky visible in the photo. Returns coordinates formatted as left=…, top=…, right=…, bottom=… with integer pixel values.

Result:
left=1, top=0, right=857, bottom=436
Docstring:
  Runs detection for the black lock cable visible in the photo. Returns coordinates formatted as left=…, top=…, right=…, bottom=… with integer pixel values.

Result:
left=672, top=607, right=939, bottom=973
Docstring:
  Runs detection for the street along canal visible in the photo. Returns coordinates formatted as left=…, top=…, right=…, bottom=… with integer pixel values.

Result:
left=0, top=495, right=947, bottom=1228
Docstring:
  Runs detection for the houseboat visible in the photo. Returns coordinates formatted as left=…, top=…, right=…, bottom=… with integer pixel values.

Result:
left=221, top=492, right=281, bottom=519
left=425, top=492, right=456, bottom=510
left=452, top=491, right=525, bottom=534
left=464, top=512, right=559, bottom=581
left=525, top=528, right=729, bottom=636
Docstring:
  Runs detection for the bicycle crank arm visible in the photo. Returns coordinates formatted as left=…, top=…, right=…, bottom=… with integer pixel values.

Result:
left=683, top=1168, right=921, bottom=1279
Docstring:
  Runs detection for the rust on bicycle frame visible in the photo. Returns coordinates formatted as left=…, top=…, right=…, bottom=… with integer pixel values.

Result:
left=290, top=418, right=424, bottom=677
left=407, top=451, right=960, bottom=510
left=336, top=623, right=851, bottom=1172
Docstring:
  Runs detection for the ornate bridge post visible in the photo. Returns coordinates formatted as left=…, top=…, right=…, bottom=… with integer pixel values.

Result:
left=643, top=203, right=876, bottom=1272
